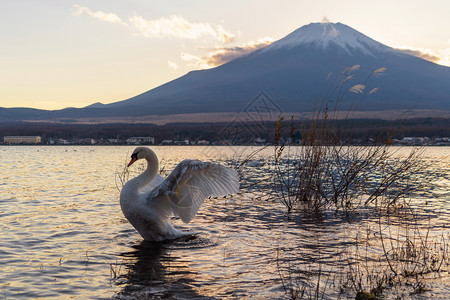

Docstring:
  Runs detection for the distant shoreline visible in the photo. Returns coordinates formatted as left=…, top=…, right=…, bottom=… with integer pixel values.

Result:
left=1, top=114, right=449, bottom=146
left=15, top=109, right=450, bottom=125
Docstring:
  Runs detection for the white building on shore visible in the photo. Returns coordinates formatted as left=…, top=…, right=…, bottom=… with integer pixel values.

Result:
left=126, top=137, right=155, bottom=145
left=3, top=136, right=41, bottom=144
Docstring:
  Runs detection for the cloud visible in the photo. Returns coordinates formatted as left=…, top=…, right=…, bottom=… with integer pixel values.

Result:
left=182, top=37, right=274, bottom=68
left=440, top=47, right=450, bottom=66
left=180, top=52, right=211, bottom=69
left=321, top=16, right=330, bottom=23
left=398, top=47, right=440, bottom=63
left=397, top=45, right=450, bottom=67
left=168, top=61, right=178, bottom=70
left=72, top=5, right=234, bottom=43
left=72, top=5, right=126, bottom=25
left=216, top=25, right=236, bottom=43
left=128, top=15, right=235, bottom=42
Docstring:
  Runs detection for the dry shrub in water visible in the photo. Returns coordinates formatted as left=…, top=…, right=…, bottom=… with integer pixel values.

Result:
left=275, top=205, right=449, bottom=299
left=273, top=66, right=424, bottom=212
left=340, top=206, right=449, bottom=298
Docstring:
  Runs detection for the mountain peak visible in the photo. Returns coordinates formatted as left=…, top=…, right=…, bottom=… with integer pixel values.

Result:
left=264, top=22, right=390, bottom=55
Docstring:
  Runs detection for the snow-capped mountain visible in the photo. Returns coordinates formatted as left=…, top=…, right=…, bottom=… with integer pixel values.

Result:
left=100, top=22, right=449, bottom=115
left=263, top=22, right=389, bottom=55
left=1, top=22, right=449, bottom=121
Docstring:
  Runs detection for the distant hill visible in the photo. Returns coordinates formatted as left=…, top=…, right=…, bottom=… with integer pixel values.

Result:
left=1, top=22, right=449, bottom=122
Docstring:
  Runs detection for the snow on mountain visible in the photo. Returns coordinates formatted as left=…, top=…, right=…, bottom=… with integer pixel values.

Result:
left=263, top=22, right=390, bottom=55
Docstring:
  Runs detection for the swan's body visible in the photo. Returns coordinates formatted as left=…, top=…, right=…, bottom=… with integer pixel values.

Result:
left=120, top=147, right=240, bottom=241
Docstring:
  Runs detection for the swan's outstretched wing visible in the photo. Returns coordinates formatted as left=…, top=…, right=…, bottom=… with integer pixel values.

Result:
left=141, top=174, right=165, bottom=194
left=147, top=159, right=239, bottom=223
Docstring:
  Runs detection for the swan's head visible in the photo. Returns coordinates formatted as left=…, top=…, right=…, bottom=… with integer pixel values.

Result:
left=127, top=146, right=155, bottom=167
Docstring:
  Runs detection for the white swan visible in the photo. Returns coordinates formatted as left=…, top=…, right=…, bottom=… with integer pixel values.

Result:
left=120, top=146, right=240, bottom=241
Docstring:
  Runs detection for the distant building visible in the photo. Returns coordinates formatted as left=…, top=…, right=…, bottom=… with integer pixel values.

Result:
left=126, top=137, right=155, bottom=145
left=160, top=139, right=173, bottom=145
left=78, top=138, right=97, bottom=145
left=57, top=138, right=69, bottom=145
left=107, top=139, right=119, bottom=144
left=4, top=136, right=41, bottom=144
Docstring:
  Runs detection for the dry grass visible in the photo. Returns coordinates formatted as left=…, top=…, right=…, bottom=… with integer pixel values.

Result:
left=276, top=205, right=449, bottom=299
left=340, top=206, right=449, bottom=298
left=272, top=66, right=424, bottom=212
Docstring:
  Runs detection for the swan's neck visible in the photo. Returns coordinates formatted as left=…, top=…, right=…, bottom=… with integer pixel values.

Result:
left=122, top=149, right=159, bottom=195
left=134, top=150, right=159, bottom=190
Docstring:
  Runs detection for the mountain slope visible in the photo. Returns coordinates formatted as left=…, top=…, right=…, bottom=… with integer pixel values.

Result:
left=2, top=22, right=449, bottom=121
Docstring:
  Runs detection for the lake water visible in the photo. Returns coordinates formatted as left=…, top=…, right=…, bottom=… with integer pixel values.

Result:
left=0, top=146, right=448, bottom=299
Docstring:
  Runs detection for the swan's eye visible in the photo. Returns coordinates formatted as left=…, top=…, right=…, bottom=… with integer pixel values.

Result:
left=131, top=152, right=139, bottom=159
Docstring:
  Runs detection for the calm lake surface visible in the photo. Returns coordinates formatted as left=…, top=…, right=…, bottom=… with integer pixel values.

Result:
left=0, top=146, right=448, bottom=299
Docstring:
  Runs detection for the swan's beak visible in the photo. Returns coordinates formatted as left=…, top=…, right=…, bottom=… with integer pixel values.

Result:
left=127, top=157, right=137, bottom=167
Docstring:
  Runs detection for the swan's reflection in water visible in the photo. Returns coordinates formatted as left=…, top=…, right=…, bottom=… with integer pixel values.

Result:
left=114, top=235, right=215, bottom=299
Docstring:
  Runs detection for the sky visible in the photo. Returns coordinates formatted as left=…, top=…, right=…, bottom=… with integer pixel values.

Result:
left=1, top=0, right=449, bottom=110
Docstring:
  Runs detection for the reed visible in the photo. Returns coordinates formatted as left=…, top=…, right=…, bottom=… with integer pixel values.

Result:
left=114, top=153, right=162, bottom=191
left=276, top=247, right=333, bottom=300
left=276, top=206, right=449, bottom=299
left=340, top=205, right=449, bottom=298
left=272, top=66, right=424, bottom=212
